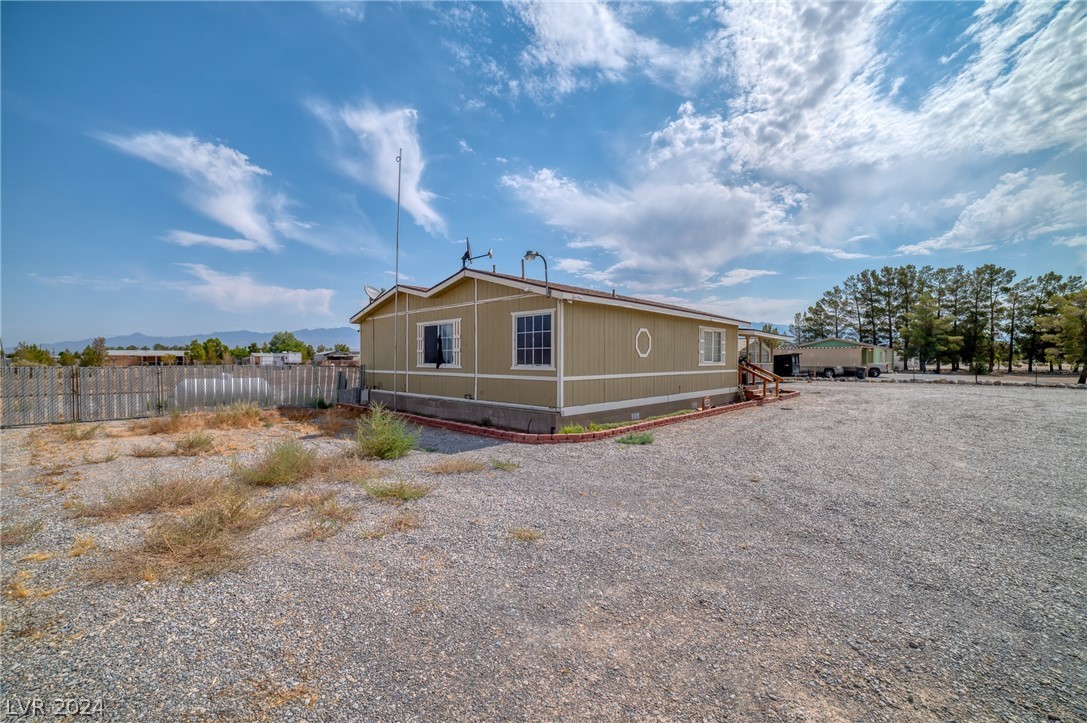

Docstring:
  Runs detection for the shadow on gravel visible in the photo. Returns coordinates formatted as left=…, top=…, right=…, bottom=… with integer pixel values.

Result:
left=415, top=426, right=509, bottom=454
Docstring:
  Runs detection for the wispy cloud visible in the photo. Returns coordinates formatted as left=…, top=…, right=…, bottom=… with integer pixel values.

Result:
left=704, top=269, right=779, bottom=288
left=307, top=100, right=446, bottom=235
left=28, top=272, right=140, bottom=292
left=898, top=170, right=1086, bottom=255
left=162, top=230, right=265, bottom=253
left=319, top=2, right=365, bottom=23
left=169, top=264, right=334, bottom=315
left=101, top=132, right=282, bottom=252
left=458, top=139, right=474, bottom=154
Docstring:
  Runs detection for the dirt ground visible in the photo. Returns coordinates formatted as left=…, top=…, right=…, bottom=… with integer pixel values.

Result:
left=1, top=386, right=1084, bottom=721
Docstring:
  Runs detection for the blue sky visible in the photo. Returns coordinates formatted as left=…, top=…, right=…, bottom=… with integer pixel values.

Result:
left=3, top=1, right=1084, bottom=345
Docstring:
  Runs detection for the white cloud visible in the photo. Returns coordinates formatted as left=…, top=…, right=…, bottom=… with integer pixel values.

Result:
left=102, top=132, right=281, bottom=252
left=308, top=101, right=446, bottom=235
left=642, top=293, right=807, bottom=327
left=502, top=167, right=803, bottom=290
left=512, top=0, right=725, bottom=99
left=502, top=3, right=1084, bottom=281
left=29, top=272, right=140, bottom=292
left=162, top=230, right=265, bottom=253
left=898, top=169, right=1086, bottom=255
left=458, top=139, right=474, bottom=154
left=554, top=257, right=593, bottom=274
left=320, top=2, right=365, bottom=23
left=1054, top=235, right=1086, bottom=249
left=705, top=269, right=779, bottom=288
left=169, top=264, right=334, bottom=316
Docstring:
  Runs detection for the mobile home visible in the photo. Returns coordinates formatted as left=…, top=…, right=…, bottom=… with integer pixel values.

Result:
left=351, top=268, right=776, bottom=431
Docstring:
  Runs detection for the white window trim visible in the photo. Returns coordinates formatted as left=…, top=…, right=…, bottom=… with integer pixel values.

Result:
left=698, top=326, right=727, bottom=366
left=511, top=309, right=556, bottom=371
left=416, top=318, right=462, bottom=369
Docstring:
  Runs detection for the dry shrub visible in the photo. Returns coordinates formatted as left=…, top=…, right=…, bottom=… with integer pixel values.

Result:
left=424, top=457, right=487, bottom=475
left=353, top=405, right=418, bottom=460
left=0, top=518, right=42, bottom=547
left=77, top=476, right=220, bottom=518
left=233, top=441, right=316, bottom=487
left=93, top=485, right=268, bottom=582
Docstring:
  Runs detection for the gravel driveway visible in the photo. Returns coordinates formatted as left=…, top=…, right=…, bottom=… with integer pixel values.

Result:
left=2, top=384, right=1084, bottom=721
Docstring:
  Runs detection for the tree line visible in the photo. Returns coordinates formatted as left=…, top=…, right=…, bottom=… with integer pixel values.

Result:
left=791, top=264, right=1086, bottom=381
left=4, top=331, right=351, bottom=367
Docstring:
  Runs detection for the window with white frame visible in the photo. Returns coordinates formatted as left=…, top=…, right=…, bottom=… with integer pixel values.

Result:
left=416, top=319, right=461, bottom=368
left=513, top=312, right=553, bottom=368
left=699, top=327, right=725, bottom=365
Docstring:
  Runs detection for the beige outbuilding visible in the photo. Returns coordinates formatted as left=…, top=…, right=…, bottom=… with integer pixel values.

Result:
left=351, top=268, right=767, bottom=431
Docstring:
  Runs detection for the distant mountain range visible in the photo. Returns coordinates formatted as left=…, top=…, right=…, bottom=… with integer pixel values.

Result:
left=37, top=322, right=790, bottom=354
left=39, top=328, right=359, bottom=354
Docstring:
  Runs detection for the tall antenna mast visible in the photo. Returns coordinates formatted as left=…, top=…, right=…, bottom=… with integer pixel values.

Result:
left=393, top=149, right=402, bottom=412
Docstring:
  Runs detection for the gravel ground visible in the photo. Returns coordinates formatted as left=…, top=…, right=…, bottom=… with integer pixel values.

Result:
left=1, top=384, right=1084, bottom=722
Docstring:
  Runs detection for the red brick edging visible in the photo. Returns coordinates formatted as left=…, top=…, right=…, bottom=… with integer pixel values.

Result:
left=341, top=390, right=799, bottom=445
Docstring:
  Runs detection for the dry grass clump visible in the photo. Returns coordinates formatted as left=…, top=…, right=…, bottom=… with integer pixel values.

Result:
left=311, top=454, right=380, bottom=485
left=61, top=423, right=101, bottom=442
left=233, top=441, right=316, bottom=487
left=361, top=480, right=432, bottom=504
left=68, top=536, right=97, bottom=557
left=0, top=517, right=43, bottom=547
left=175, top=431, right=215, bottom=456
left=76, top=476, right=220, bottom=518
left=489, top=458, right=520, bottom=472
left=20, top=551, right=55, bottom=563
left=3, top=570, right=59, bottom=600
left=208, top=403, right=263, bottom=429
left=423, top=457, right=487, bottom=474
left=131, top=443, right=174, bottom=458
left=93, top=486, right=267, bottom=582
left=317, top=407, right=360, bottom=437
left=144, top=410, right=187, bottom=435
left=360, top=511, right=421, bottom=540
left=300, top=497, right=357, bottom=541
left=509, top=527, right=543, bottom=542
left=82, top=450, right=119, bottom=464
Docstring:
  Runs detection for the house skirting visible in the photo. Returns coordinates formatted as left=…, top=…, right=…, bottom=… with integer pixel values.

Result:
left=368, top=387, right=743, bottom=433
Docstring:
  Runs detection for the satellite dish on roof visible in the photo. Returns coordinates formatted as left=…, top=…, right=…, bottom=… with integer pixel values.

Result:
left=364, top=285, right=381, bottom=301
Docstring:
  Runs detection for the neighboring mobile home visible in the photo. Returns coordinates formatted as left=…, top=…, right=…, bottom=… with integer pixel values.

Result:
left=778, top=338, right=894, bottom=378
left=351, top=268, right=774, bottom=431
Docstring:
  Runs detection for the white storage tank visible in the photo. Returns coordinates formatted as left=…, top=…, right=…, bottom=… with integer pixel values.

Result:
left=173, top=373, right=271, bottom=406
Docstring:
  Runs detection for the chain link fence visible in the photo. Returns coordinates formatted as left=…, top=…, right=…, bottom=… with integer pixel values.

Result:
left=0, top=365, right=364, bottom=427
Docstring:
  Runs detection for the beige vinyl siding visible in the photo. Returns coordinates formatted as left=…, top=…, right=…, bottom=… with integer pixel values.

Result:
left=562, top=304, right=736, bottom=408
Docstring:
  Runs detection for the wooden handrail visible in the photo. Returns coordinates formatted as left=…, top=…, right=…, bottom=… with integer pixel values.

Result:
left=739, top=361, right=782, bottom=398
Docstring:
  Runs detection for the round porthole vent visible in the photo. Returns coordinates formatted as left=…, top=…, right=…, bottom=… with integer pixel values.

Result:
left=635, top=328, right=652, bottom=358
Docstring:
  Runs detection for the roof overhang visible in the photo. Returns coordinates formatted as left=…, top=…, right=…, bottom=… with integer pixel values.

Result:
left=350, top=268, right=750, bottom=327
left=738, top=328, right=793, bottom=342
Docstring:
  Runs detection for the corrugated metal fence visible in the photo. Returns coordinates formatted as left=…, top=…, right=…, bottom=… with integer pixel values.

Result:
left=0, top=365, right=364, bottom=427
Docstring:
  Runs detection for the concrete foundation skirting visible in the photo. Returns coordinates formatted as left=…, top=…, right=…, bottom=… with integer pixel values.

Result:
left=342, top=390, right=800, bottom=445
